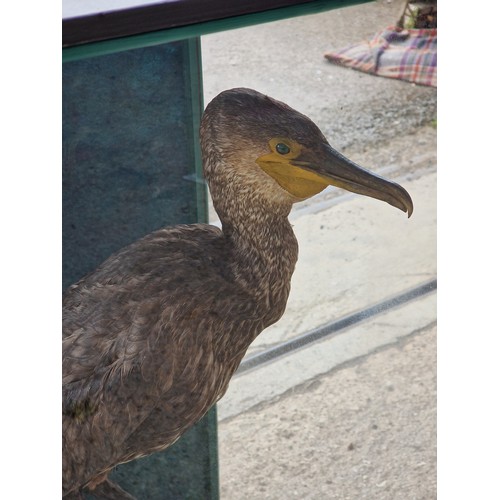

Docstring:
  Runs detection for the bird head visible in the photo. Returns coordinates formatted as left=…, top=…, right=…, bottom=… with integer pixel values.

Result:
left=201, top=88, right=413, bottom=217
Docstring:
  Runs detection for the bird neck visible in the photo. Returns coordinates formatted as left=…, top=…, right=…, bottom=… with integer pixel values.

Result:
left=223, top=208, right=298, bottom=283
left=223, top=207, right=299, bottom=337
left=203, top=155, right=300, bottom=362
left=209, top=165, right=299, bottom=301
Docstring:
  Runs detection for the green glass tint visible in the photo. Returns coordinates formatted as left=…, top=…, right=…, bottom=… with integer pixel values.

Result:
left=63, top=39, right=216, bottom=499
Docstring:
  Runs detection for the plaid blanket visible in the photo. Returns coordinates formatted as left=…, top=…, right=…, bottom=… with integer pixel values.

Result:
left=325, top=27, right=437, bottom=87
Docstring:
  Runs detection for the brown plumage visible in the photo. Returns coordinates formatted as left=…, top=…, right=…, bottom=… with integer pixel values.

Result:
left=63, top=88, right=413, bottom=498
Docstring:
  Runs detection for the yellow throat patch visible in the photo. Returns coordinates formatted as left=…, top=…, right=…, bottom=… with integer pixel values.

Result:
left=256, top=138, right=330, bottom=199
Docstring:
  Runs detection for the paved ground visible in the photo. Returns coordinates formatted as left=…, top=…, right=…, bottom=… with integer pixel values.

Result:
left=220, top=324, right=436, bottom=500
left=202, top=0, right=436, bottom=153
left=201, top=0, right=436, bottom=498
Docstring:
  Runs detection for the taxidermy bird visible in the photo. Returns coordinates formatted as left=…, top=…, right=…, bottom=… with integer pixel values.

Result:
left=63, top=88, right=413, bottom=498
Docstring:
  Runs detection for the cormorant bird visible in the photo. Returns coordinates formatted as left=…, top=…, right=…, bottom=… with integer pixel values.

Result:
left=63, top=88, right=413, bottom=498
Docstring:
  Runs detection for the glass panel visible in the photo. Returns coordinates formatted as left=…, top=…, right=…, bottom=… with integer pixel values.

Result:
left=63, top=41, right=206, bottom=289
left=63, top=38, right=216, bottom=499
left=201, top=2, right=437, bottom=497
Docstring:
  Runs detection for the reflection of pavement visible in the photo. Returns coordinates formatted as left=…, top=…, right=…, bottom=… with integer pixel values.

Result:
left=220, top=324, right=436, bottom=499
left=202, top=0, right=437, bottom=153
left=201, top=0, right=436, bottom=497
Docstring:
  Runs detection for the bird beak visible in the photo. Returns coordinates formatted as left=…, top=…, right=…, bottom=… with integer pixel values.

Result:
left=293, top=144, right=413, bottom=217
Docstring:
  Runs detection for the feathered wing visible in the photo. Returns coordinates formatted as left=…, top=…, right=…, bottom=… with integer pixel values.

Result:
left=62, top=224, right=254, bottom=493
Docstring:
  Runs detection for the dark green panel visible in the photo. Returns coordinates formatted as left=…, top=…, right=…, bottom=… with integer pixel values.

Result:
left=108, top=407, right=219, bottom=499
left=62, top=40, right=207, bottom=288
left=63, top=38, right=217, bottom=499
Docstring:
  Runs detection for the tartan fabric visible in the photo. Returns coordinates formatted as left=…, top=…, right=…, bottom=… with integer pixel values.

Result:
left=325, top=27, right=437, bottom=87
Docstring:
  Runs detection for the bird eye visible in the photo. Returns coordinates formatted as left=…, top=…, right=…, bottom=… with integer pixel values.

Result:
left=275, top=143, right=290, bottom=155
